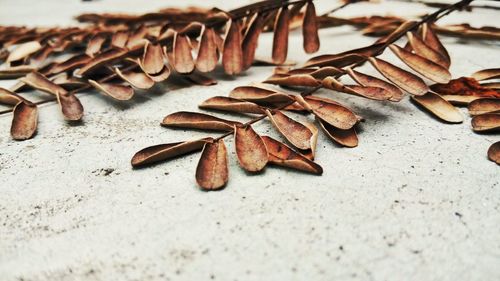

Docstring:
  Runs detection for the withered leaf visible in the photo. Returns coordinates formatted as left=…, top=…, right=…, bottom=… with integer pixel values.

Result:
left=262, top=136, right=323, bottom=175
left=346, top=68, right=403, bottom=101
left=115, top=67, right=154, bottom=89
left=185, top=72, right=217, bottom=86
left=162, top=111, right=241, bottom=131
left=199, top=96, right=265, bottom=114
left=48, top=54, right=92, bottom=75
left=411, top=92, right=463, bottom=123
left=302, top=122, right=319, bottom=160
left=234, top=125, right=268, bottom=172
left=389, top=44, right=451, bottom=84
left=298, top=96, right=357, bottom=130
left=142, top=42, right=166, bottom=75
left=471, top=68, right=500, bottom=81
left=0, top=87, right=22, bottom=105
left=468, top=98, right=500, bottom=116
left=287, top=66, right=344, bottom=80
left=407, top=32, right=450, bottom=69
left=196, top=27, right=219, bottom=73
left=11, top=101, right=38, bottom=141
left=272, top=6, right=290, bottom=64
left=229, top=86, right=294, bottom=105
left=441, top=95, right=481, bottom=105
left=173, top=33, right=195, bottom=74
left=304, top=53, right=366, bottom=68
left=111, top=31, right=129, bottom=48
left=264, top=73, right=321, bottom=87
left=242, top=13, right=265, bottom=70
left=7, top=41, right=42, bottom=62
left=421, top=23, right=450, bottom=64
left=322, top=77, right=392, bottom=101
left=318, top=118, right=358, bottom=148
left=266, top=109, right=313, bottom=150
left=196, top=139, right=229, bottom=190
left=487, top=141, right=500, bottom=164
left=88, top=80, right=134, bottom=101
left=131, top=138, right=211, bottom=167
left=302, top=1, right=320, bottom=54
left=86, top=33, right=107, bottom=56
left=0, top=65, right=36, bottom=79
left=377, top=20, right=416, bottom=44
left=21, top=71, right=67, bottom=95
left=471, top=113, right=500, bottom=132
left=222, top=19, right=243, bottom=75
left=76, top=48, right=128, bottom=76
left=368, top=57, right=428, bottom=96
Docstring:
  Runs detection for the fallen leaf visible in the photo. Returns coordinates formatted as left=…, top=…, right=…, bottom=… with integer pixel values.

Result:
left=76, top=48, right=128, bottom=76
left=322, top=76, right=392, bottom=101
left=303, top=1, right=320, bottom=54
left=318, top=118, right=358, bottom=147
left=162, top=111, right=241, bottom=131
left=11, top=101, right=38, bottom=141
left=173, top=33, right=195, bottom=74
left=471, top=113, right=500, bottom=132
left=0, top=87, right=22, bottom=105
left=88, top=80, right=134, bottom=101
left=115, top=67, right=154, bottom=89
left=7, top=41, right=42, bottom=62
left=407, top=32, right=449, bottom=69
left=411, top=92, right=463, bottom=123
left=266, top=109, right=313, bottom=150
left=142, top=42, right=166, bottom=75
left=196, top=139, right=229, bottom=190
left=369, top=57, right=428, bottom=96
left=487, top=141, right=500, bottom=164
left=346, top=68, right=403, bottom=101
left=468, top=98, right=500, bottom=115
left=85, top=33, right=107, bottom=56
left=264, top=73, right=321, bottom=87
left=471, top=68, right=500, bottom=81
left=421, top=23, right=450, bottom=65
left=234, top=125, right=268, bottom=172
left=272, top=6, right=290, bottom=64
left=222, top=19, right=243, bottom=75
left=298, top=96, right=357, bottom=130
left=196, top=27, right=219, bottom=72
left=229, top=86, right=294, bottom=105
left=199, top=96, right=265, bottom=114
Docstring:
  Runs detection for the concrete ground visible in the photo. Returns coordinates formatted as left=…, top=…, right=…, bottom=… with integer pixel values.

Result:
left=0, top=0, right=499, bottom=280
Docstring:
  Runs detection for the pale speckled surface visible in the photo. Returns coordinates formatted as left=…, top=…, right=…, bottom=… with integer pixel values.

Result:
left=0, top=1, right=499, bottom=280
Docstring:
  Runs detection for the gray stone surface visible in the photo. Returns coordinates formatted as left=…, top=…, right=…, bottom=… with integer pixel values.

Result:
left=0, top=1, right=499, bottom=280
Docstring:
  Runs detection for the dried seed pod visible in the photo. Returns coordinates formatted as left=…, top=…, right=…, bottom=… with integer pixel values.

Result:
left=7, top=41, right=42, bottom=62
left=199, top=96, right=265, bottom=114
left=389, top=44, right=451, bottom=84
left=242, top=13, right=265, bottom=70
left=318, top=118, right=358, bottom=148
left=196, top=27, right=219, bottom=73
left=471, top=113, right=500, bottom=132
left=88, top=80, right=134, bottom=101
left=272, top=6, right=290, bottom=64
left=229, top=86, right=294, bottom=105
left=131, top=138, right=211, bottom=167
left=266, top=109, right=313, bottom=150
left=173, top=33, right=195, bottom=74
left=487, top=141, right=500, bottom=164
left=299, top=96, right=357, bottom=130
left=322, top=77, right=392, bottom=101
left=162, top=111, right=241, bottom=131
left=407, top=32, right=449, bottom=69
left=411, top=92, right=463, bottom=123
left=196, top=139, right=229, bottom=190
left=468, top=98, right=500, bottom=116
left=11, top=101, right=38, bottom=140
left=114, top=67, right=154, bottom=89
left=222, top=19, right=243, bottom=75
left=471, top=68, right=500, bottom=81
left=368, top=57, right=428, bottom=96
left=234, top=125, right=268, bottom=172
left=346, top=68, right=403, bottom=101
left=262, top=136, right=323, bottom=175
left=142, top=42, right=166, bottom=75
left=264, top=74, right=321, bottom=87
left=302, top=1, right=320, bottom=54
left=421, top=23, right=450, bottom=65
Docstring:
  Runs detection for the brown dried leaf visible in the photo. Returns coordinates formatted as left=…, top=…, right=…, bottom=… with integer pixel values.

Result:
left=389, top=44, right=451, bottom=84
left=173, top=33, right=195, bottom=74
left=421, top=23, right=450, bottom=64
left=196, top=139, right=229, bottom=190
left=196, top=27, right=219, bottom=73
left=222, top=19, right=243, bottom=75
left=302, top=122, right=319, bottom=160
left=20, top=71, right=67, bottom=96
left=346, top=68, right=403, bottom=101
left=262, top=136, right=323, bottom=174
left=229, top=86, right=294, bottom=105
left=482, top=82, right=500, bottom=90
left=471, top=113, right=500, bottom=132
left=11, top=101, right=38, bottom=140
left=85, top=33, right=107, bottom=57
left=407, top=32, right=449, bottom=69
left=441, top=95, right=481, bottom=105
left=88, top=80, right=134, bottom=101
left=488, top=141, right=500, bottom=164
left=377, top=20, right=416, bottom=44
left=272, top=6, right=290, bottom=64
left=304, top=43, right=384, bottom=68
left=111, top=31, right=129, bottom=48
left=48, top=54, right=92, bottom=75
left=7, top=41, right=42, bottom=62
left=162, top=111, right=241, bottom=131
left=322, top=76, right=392, bottom=101
left=266, top=109, right=313, bottom=150
left=303, top=1, right=320, bottom=54
left=298, top=96, right=357, bottom=130
left=288, top=67, right=344, bottom=80
left=264, top=73, right=321, bottom=87
left=234, top=125, right=268, bottom=172
left=115, top=67, right=154, bottom=89
left=468, top=98, right=500, bottom=116
left=242, top=13, right=265, bottom=70
left=184, top=72, right=217, bottom=86
left=76, top=48, right=128, bottom=76
left=131, top=138, right=211, bottom=167
left=318, top=118, right=358, bottom=148
left=411, top=92, right=463, bottom=123
left=142, top=42, right=166, bottom=75
left=199, top=96, right=265, bottom=114
left=368, top=57, right=428, bottom=96
left=0, top=65, right=36, bottom=79
left=472, top=68, right=500, bottom=81
left=0, top=87, right=22, bottom=105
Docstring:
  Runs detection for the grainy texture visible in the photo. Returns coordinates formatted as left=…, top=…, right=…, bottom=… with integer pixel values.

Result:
left=0, top=1, right=499, bottom=281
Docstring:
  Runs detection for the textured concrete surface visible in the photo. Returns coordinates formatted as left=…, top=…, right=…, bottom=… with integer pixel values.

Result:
left=0, top=1, right=499, bottom=280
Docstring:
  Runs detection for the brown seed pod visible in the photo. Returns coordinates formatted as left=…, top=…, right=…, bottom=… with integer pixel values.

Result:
left=199, top=96, right=265, bottom=114
left=302, top=1, right=320, bottom=54
left=88, top=80, right=134, bottom=101
left=389, top=44, right=451, bottom=84
left=407, top=32, right=449, bottom=69
left=471, top=68, right=500, bottom=81
left=317, top=118, right=358, bottom=148
left=131, top=138, right=211, bottom=167
left=487, top=141, right=500, bottom=164
left=222, top=19, right=243, bottom=75
left=368, top=57, right=428, bottom=96
left=471, top=113, right=500, bottom=132
left=468, top=98, right=500, bottom=116
left=162, top=111, right=242, bottom=131
left=411, top=92, right=463, bottom=123
left=11, top=101, right=38, bottom=141
left=272, top=6, right=290, bottom=64
left=234, top=125, right=268, bottom=172
left=196, top=139, right=229, bottom=190
left=196, top=27, right=219, bottom=73
left=262, top=136, right=323, bottom=175
left=346, top=68, right=403, bottom=101
left=322, top=77, right=392, bottom=101
left=266, top=109, right=313, bottom=150
left=173, top=33, right=195, bottom=74
left=114, top=67, right=154, bottom=89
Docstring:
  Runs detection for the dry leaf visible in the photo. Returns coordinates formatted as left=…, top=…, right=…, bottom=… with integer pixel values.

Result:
left=85, top=33, right=107, bottom=56
left=76, top=48, right=128, bottom=76
left=0, top=65, right=36, bottom=79
left=287, top=67, right=344, bottom=80
left=173, top=33, right=195, bottom=74
left=368, top=57, right=428, bottom=96
left=11, top=101, right=38, bottom=140
left=407, top=32, right=450, bottom=69
left=242, top=13, right=265, bottom=70
left=234, top=125, right=268, bottom=172
left=48, top=54, right=92, bottom=75
left=162, top=111, right=241, bottom=131
left=111, top=30, right=129, bottom=48
left=377, top=20, right=416, bottom=44
left=487, top=141, right=500, bottom=164
left=481, top=82, right=500, bottom=90
left=88, top=80, right=134, bottom=101
left=222, top=19, right=243, bottom=75
left=199, top=96, right=265, bottom=114
left=262, top=136, right=323, bottom=174
left=346, top=68, right=403, bottom=101
left=411, top=92, right=463, bottom=123
left=303, top=1, right=320, bottom=54
left=7, top=41, right=42, bottom=62
left=471, top=113, right=500, bottom=132
left=142, top=42, right=166, bottom=75
left=229, top=86, right=294, bottom=105
left=441, top=95, right=481, bottom=105
left=304, top=42, right=384, bottom=68
left=264, top=73, right=321, bottom=87
left=272, top=6, right=290, bottom=64
left=322, top=76, right=392, bottom=101
left=266, top=109, right=313, bottom=150
left=468, top=98, right=500, bottom=116
left=196, top=27, right=219, bottom=73
left=302, top=122, right=319, bottom=160
left=131, top=138, right=211, bottom=167
left=318, top=118, right=358, bottom=147
left=471, top=68, right=500, bottom=81
left=115, top=67, right=154, bottom=89
left=298, top=96, right=357, bottom=130
left=421, top=23, right=450, bottom=64
left=0, top=87, right=22, bottom=105
left=196, top=139, right=229, bottom=190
